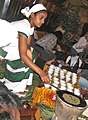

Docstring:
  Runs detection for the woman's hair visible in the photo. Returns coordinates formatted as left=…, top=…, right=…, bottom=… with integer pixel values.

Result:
left=34, top=10, right=47, bottom=16
left=80, top=23, right=88, bottom=37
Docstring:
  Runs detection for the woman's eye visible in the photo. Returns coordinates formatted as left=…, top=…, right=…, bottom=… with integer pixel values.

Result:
left=40, top=16, right=44, bottom=20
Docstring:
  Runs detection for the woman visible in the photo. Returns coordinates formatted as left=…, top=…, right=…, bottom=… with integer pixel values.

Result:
left=70, top=32, right=88, bottom=56
left=0, top=4, right=50, bottom=92
left=66, top=32, right=88, bottom=70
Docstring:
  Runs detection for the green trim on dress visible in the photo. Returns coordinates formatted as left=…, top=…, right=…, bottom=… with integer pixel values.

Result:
left=18, top=31, right=28, bottom=38
left=0, top=47, right=7, bottom=57
left=4, top=49, right=37, bottom=82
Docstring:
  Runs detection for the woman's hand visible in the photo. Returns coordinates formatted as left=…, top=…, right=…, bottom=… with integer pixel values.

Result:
left=39, top=71, right=50, bottom=84
left=86, top=44, right=88, bottom=48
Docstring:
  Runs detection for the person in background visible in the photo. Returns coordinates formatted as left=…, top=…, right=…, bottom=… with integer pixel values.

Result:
left=34, top=30, right=64, bottom=68
left=54, top=25, right=65, bottom=41
left=70, top=32, right=88, bottom=56
left=0, top=4, right=50, bottom=93
left=66, top=32, right=88, bottom=70
left=53, top=25, right=69, bottom=61
left=78, top=69, right=88, bottom=89
left=80, top=23, right=88, bottom=37
left=54, top=25, right=65, bottom=51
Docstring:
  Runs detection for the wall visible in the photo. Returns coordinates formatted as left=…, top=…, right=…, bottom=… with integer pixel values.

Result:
left=1, top=0, right=88, bottom=44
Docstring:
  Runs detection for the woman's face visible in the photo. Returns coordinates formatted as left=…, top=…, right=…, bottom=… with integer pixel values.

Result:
left=31, top=11, right=47, bottom=28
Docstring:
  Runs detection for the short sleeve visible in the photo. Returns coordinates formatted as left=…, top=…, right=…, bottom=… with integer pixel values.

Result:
left=11, top=19, right=34, bottom=38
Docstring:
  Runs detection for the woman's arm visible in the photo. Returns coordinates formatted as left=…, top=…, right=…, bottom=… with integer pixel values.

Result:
left=18, top=34, right=50, bottom=83
left=76, top=44, right=88, bottom=49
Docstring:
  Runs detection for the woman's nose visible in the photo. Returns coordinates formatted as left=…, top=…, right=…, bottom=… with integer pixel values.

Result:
left=42, top=19, right=45, bottom=24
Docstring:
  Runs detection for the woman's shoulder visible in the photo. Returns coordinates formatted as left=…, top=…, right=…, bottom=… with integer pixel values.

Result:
left=11, top=19, right=30, bottom=27
left=11, top=19, right=33, bottom=37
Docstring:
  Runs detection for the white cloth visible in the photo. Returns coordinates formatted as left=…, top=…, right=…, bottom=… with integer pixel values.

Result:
left=11, top=19, right=34, bottom=37
left=0, top=19, right=35, bottom=93
left=4, top=48, right=34, bottom=92
left=66, top=56, right=71, bottom=64
left=0, top=19, right=18, bottom=47
left=4, top=73, right=33, bottom=92
left=1, top=19, right=34, bottom=60
left=21, top=4, right=47, bottom=18
left=70, top=56, right=79, bottom=67
left=66, top=55, right=83, bottom=68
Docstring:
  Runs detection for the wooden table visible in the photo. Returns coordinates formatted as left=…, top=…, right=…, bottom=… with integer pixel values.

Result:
left=19, top=106, right=38, bottom=120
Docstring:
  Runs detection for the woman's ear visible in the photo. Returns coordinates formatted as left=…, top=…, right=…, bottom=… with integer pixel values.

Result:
left=31, top=12, right=35, bottom=18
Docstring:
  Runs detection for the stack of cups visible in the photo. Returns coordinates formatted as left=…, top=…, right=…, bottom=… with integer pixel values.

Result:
left=72, top=73, right=77, bottom=85
left=67, top=83, right=73, bottom=92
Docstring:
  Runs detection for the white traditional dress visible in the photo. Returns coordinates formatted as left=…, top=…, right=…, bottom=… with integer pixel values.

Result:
left=0, top=19, right=36, bottom=92
left=0, top=3, right=47, bottom=93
